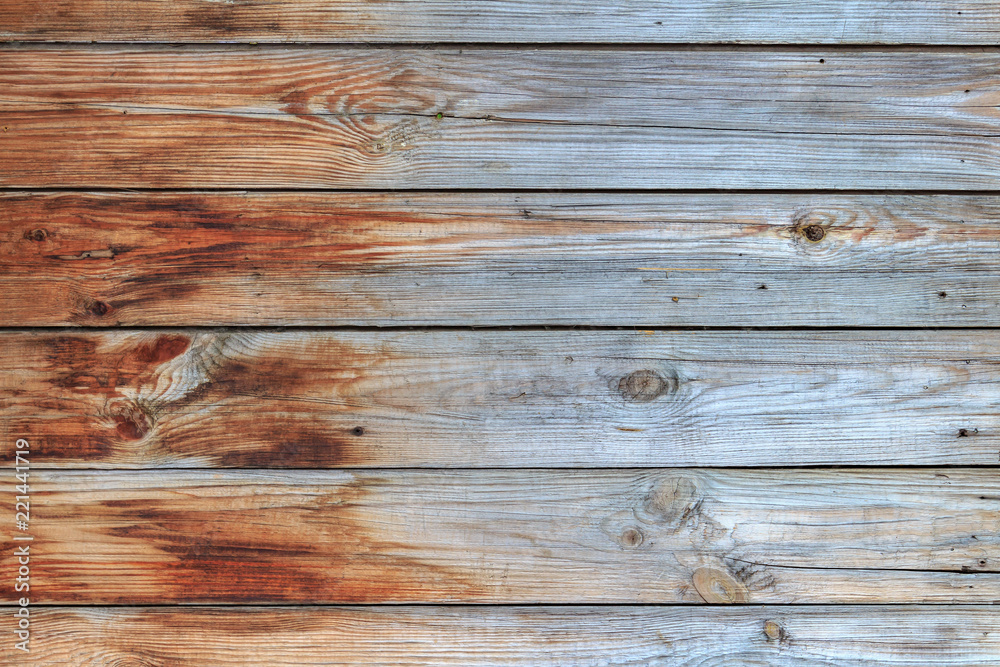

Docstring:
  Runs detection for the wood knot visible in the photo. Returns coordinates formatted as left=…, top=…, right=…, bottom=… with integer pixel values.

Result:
left=763, top=620, right=787, bottom=642
left=619, top=527, right=644, bottom=549
left=85, top=299, right=113, bottom=318
left=645, top=476, right=699, bottom=524
left=24, top=228, right=48, bottom=242
left=789, top=207, right=858, bottom=245
left=108, top=400, right=153, bottom=441
left=801, top=224, right=826, bottom=242
left=691, top=567, right=749, bottom=603
left=618, top=369, right=676, bottom=403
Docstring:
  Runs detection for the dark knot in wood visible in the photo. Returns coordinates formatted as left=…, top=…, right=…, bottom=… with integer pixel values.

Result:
left=801, top=224, right=826, bottom=242
left=109, top=400, right=153, bottom=441
left=87, top=299, right=113, bottom=317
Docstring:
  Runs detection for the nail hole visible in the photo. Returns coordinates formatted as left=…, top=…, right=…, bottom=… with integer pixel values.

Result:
left=352, top=426, right=365, bottom=436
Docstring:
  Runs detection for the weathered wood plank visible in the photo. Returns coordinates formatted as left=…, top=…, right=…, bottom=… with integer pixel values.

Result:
left=2, top=49, right=998, bottom=189
left=4, top=192, right=1000, bottom=327
left=18, top=606, right=1000, bottom=666
left=4, top=329, right=999, bottom=468
left=2, top=1, right=998, bottom=44
left=3, top=469, right=998, bottom=603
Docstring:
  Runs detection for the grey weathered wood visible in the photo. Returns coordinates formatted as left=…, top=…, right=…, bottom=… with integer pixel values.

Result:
left=4, top=192, right=1000, bottom=327
left=4, top=329, right=999, bottom=467
left=2, top=49, right=999, bottom=189
left=2, top=6, right=997, bottom=664
left=1, top=1, right=998, bottom=44
left=5, top=469, right=999, bottom=604
left=18, top=606, right=1000, bottom=666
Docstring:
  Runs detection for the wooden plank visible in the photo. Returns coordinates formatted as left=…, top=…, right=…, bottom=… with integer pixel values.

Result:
left=2, top=49, right=999, bottom=189
left=2, top=1, right=998, bottom=44
left=4, top=329, right=1000, bottom=468
left=17, top=606, right=1000, bottom=665
left=3, top=469, right=999, bottom=604
left=4, top=192, right=1000, bottom=327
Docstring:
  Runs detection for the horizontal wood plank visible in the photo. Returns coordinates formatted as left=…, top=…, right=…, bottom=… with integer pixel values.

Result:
left=3, top=469, right=999, bottom=604
left=2, top=1, right=998, bottom=44
left=4, top=329, right=1000, bottom=467
left=18, top=606, right=1000, bottom=665
left=2, top=49, right=999, bottom=189
left=4, top=192, right=1000, bottom=327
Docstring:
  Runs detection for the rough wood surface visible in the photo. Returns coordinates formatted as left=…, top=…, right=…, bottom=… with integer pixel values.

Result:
left=2, top=3, right=998, bottom=661
left=2, top=1, right=998, bottom=44
left=2, top=48, right=999, bottom=189
left=17, top=606, right=1000, bottom=666
left=3, top=469, right=999, bottom=604
left=4, top=192, right=1000, bottom=327
left=3, top=329, right=999, bottom=468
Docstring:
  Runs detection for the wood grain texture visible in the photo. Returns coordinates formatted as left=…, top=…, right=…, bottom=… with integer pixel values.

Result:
left=4, top=192, right=1000, bottom=327
left=3, top=469, right=999, bottom=604
left=3, top=329, right=1000, bottom=468
left=0, top=330, right=1000, bottom=468
left=2, top=8, right=997, bottom=663
left=17, top=606, right=1000, bottom=666
left=2, top=48, right=999, bottom=189
left=2, top=1, right=998, bottom=44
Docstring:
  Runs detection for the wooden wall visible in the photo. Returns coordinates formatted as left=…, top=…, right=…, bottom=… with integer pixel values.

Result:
left=2, top=2, right=999, bottom=664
